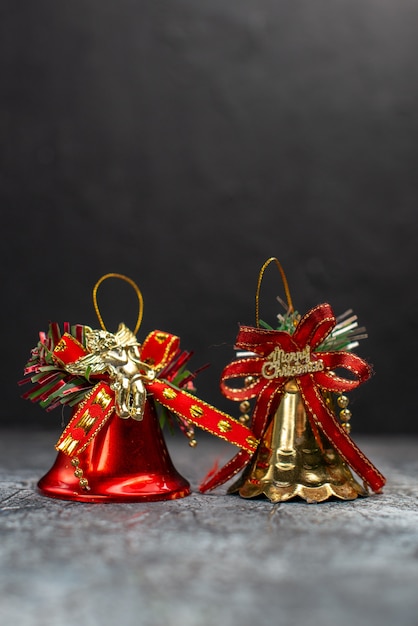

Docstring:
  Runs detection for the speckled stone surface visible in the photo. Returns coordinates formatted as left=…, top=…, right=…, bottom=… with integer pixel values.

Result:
left=1, top=430, right=417, bottom=626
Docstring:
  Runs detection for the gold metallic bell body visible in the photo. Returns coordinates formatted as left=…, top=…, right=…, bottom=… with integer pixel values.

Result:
left=228, top=379, right=367, bottom=503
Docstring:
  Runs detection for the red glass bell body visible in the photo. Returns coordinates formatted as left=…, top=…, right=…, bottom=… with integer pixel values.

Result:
left=38, top=401, right=190, bottom=502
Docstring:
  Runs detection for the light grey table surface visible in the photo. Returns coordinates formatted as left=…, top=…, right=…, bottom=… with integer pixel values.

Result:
left=1, top=429, right=417, bottom=626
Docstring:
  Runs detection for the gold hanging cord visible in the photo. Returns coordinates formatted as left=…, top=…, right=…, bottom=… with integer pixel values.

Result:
left=92, top=273, right=144, bottom=335
left=255, top=257, right=294, bottom=327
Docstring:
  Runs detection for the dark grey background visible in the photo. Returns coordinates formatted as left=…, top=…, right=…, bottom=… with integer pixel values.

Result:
left=2, top=0, right=417, bottom=432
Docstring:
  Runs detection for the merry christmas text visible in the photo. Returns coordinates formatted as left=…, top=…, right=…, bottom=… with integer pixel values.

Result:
left=261, top=345, right=324, bottom=379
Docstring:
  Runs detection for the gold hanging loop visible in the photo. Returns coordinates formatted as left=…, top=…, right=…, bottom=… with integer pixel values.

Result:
left=92, top=273, right=144, bottom=335
left=255, top=257, right=294, bottom=327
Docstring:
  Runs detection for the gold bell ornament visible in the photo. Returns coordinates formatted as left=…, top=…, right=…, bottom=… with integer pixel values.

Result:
left=200, top=258, right=385, bottom=503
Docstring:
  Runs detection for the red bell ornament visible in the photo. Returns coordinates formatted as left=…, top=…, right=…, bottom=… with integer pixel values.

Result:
left=21, top=273, right=259, bottom=503
left=37, top=399, right=190, bottom=503
left=199, top=258, right=386, bottom=503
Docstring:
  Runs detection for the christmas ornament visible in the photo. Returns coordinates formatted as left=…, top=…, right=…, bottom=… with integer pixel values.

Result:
left=21, top=273, right=258, bottom=502
left=200, top=258, right=385, bottom=503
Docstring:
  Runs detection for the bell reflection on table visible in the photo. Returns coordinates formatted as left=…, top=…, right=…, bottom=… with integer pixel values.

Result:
left=228, top=379, right=367, bottom=503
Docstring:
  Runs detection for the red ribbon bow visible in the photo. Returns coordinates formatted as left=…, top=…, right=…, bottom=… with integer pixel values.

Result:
left=200, top=303, right=385, bottom=493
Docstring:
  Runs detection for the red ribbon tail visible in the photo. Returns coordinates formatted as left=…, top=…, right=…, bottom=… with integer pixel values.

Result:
left=299, top=378, right=386, bottom=493
left=199, top=449, right=251, bottom=493
left=149, top=379, right=259, bottom=453
left=199, top=384, right=282, bottom=493
left=55, top=382, right=115, bottom=457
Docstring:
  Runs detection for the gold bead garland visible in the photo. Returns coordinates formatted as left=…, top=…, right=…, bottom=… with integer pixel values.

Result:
left=337, top=394, right=352, bottom=434
left=71, top=457, right=91, bottom=491
left=185, top=421, right=197, bottom=447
